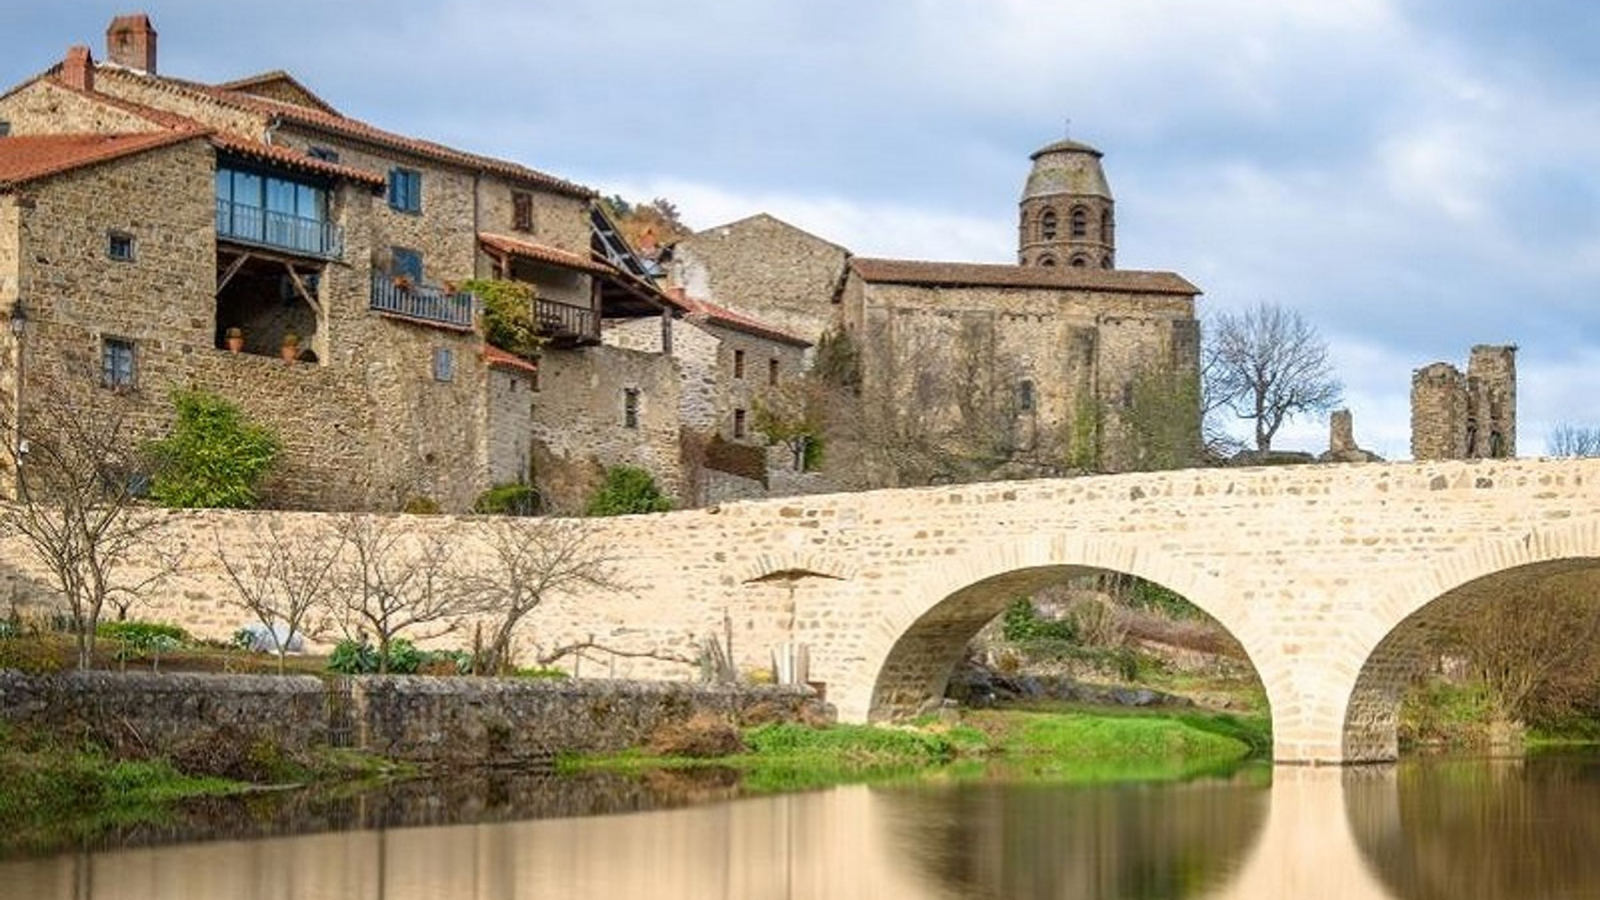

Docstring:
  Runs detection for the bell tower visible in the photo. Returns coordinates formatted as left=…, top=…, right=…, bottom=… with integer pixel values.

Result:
left=1018, top=139, right=1115, bottom=269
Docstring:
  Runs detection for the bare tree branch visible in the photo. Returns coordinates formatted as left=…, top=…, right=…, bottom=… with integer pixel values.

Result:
left=215, top=516, right=345, bottom=674
left=328, top=514, right=475, bottom=672
left=1204, top=302, right=1342, bottom=453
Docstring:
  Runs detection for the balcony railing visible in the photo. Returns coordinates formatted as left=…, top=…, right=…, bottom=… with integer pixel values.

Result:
left=535, top=297, right=598, bottom=343
left=216, top=199, right=343, bottom=259
left=370, top=273, right=476, bottom=329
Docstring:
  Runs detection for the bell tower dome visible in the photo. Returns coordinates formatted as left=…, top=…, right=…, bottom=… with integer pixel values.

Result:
left=1018, top=139, right=1115, bottom=269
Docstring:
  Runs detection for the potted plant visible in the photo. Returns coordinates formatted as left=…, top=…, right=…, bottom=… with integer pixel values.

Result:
left=391, top=274, right=414, bottom=291
left=280, top=330, right=300, bottom=363
left=224, top=326, right=245, bottom=353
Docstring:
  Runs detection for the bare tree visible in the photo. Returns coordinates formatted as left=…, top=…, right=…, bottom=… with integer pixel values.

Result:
left=0, top=373, right=177, bottom=669
left=215, top=517, right=345, bottom=674
left=329, top=514, right=474, bottom=673
left=1547, top=423, right=1600, bottom=458
left=1446, top=572, right=1600, bottom=725
left=460, top=518, right=623, bottom=675
left=1204, top=302, right=1343, bottom=452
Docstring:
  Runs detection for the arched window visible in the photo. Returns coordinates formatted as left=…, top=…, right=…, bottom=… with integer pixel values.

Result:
left=1465, top=420, right=1478, bottom=456
left=1039, top=255, right=1057, bottom=267
left=1489, top=431, right=1505, bottom=458
left=1101, top=209, right=1113, bottom=244
left=1040, top=208, right=1058, bottom=241
left=1069, top=255, right=1089, bottom=267
left=1070, top=206, right=1088, bottom=238
left=1017, top=379, right=1035, bottom=412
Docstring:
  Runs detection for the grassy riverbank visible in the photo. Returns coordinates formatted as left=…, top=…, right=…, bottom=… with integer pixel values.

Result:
left=565, top=704, right=1271, bottom=791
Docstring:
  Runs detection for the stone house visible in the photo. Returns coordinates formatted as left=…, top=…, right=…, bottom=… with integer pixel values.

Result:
left=667, top=140, right=1201, bottom=480
left=1411, top=345, right=1517, bottom=461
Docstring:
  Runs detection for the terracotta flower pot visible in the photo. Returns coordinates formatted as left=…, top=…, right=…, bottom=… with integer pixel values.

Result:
left=225, top=335, right=245, bottom=353
left=280, top=343, right=299, bottom=363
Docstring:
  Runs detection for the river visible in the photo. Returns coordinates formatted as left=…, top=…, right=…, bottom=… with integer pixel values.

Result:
left=3, top=753, right=1598, bottom=899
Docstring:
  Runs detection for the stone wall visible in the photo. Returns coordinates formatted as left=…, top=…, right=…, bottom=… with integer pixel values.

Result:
left=486, top=366, right=535, bottom=486
left=0, top=671, right=830, bottom=765
left=0, top=79, right=155, bottom=134
left=669, top=214, right=850, bottom=344
left=1411, top=346, right=1516, bottom=462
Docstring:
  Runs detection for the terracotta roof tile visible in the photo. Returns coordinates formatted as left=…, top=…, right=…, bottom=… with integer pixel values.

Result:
left=0, top=130, right=207, bottom=191
left=681, top=295, right=811, bottom=347
left=210, top=133, right=387, bottom=187
left=850, top=257, right=1201, bottom=295
left=481, top=343, right=539, bottom=376
left=479, top=232, right=617, bottom=278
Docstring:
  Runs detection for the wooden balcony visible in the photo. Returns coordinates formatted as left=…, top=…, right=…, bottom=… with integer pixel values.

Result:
left=216, top=199, right=343, bottom=259
left=370, top=274, right=475, bottom=329
left=535, top=297, right=599, bottom=346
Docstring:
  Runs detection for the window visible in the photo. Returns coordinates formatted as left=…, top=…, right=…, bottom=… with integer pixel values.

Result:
left=1070, top=255, right=1089, bottom=268
left=1038, top=255, right=1057, bottom=267
left=768, top=358, right=779, bottom=386
left=101, top=337, right=136, bottom=389
left=307, top=146, right=340, bottom=163
left=733, top=408, right=747, bottom=439
left=1040, top=208, right=1058, bottom=241
left=107, top=231, right=135, bottom=262
left=623, top=388, right=640, bottom=429
left=512, top=191, right=534, bottom=232
left=0, top=120, right=10, bottom=138
left=1101, top=209, right=1113, bottom=244
left=391, top=246, right=424, bottom=283
left=1101, top=255, right=1113, bottom=269
left=1070, top=206, right=1088, bottom=238
left=388, top=167, right=422, bottom=214
left=432, top=346, right=454, bottom=383
left=1017, top=379, right=1035, bottom=412
left=733, top=349, right=746, bottom=379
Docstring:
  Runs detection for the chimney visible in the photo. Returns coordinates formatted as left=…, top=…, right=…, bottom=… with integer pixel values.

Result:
left=105, top=13, right=157, bottom=74
left=62, top=45, right=95, bottom=92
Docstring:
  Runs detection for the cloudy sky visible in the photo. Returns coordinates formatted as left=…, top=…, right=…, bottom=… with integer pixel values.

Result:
left=7, top=1, right=1600, bottom=457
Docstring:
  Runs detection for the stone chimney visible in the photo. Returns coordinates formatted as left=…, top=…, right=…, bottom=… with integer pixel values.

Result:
left=106, top=13, right=158, bottom=74
left=62, top=46, right=95, bottom=92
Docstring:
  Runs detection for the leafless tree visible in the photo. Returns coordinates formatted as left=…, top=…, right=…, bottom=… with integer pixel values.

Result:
left=328, top=514, right=474, bottom=672
left=1204, top=302, right=1342, bottom=452
left=215, top=516, right=345, bottom=674
left=0, top=370, right=178, bottom=669
left=460, top=518, right=624, bottom=675
left=1547, top=423, right=1600, bottom=458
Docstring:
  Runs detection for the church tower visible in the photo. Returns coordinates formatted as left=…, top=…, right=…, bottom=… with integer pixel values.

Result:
left=1018, top=139, right=1115, bottom=269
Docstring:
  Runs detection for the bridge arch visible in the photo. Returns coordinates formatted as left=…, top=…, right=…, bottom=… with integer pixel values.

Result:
left=843, top=531, right=1278, bottom=735
left=1342, top=519, right=1600, bottom=761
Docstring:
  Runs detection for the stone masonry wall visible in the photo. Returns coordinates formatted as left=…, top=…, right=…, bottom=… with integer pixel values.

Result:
left=0, top=79, right=157, bottom=135
left=486, top=366, right=535, bottom=486
left=0, top=671, right=830, bottom=765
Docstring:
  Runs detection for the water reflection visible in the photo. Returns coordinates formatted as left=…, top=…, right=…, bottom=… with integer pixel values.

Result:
left=4, top=756, right=1600, bottom=900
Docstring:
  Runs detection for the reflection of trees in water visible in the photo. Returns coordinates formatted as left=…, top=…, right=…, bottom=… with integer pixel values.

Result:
left=875, top=776, right=1269, bottom=900
left=1349, top=755, right=1600, bottom=900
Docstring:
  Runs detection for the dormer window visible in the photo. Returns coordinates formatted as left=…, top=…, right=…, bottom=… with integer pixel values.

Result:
left=1040, top=209, right=1058, bottom=241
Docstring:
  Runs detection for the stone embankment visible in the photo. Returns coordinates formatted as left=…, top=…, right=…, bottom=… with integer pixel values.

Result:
left=0, top=672, right=832, bottom=765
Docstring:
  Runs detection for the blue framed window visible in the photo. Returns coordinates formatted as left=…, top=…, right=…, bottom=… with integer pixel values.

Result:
left=391, top=246, right=423, bottom=283
left=101, top=337, right=136, bottom=388
left=432, top=347, right=454, bottom=383
left=107, top=231, right=135, bottom=262
left=388, top=167, right=422, bottom=214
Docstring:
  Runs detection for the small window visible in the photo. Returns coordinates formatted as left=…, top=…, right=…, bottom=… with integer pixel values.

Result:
left=1070, top=255, right=1089, bottom=268
left=1039, top=255, right=1057, bottom=267
left=432, top=346, right=454, bottom=383
left=1070, top=206, right=1088, bottom=238
left=1101, top=209, right=1113, bottom=244
left=1040, top=208, right=1058, bottom=241
left=107, top=231, right=135, bottom=262
left=733, top=349, right=746, bottom=379
left=308, top=146, right=340, bottom=163
left=388, top=167, right=422, bottom=214
left=512, top=191, right=534, bottom=232
left=623, top=388, right=640, bottom=429
left=0, top=120, right=11, bottom=138
left=768, top=358, right=779, bottom=386
left=391, top=246, right=423, bottom=283
left=101, top=337, right=136, bottom=388
left=1017, top=380, right=1035, bottom=412
left=733, top=408, right=747, bottom=439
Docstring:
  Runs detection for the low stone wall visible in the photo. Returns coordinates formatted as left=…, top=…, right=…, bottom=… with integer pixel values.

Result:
left=0, top=671, right=832, bottom=765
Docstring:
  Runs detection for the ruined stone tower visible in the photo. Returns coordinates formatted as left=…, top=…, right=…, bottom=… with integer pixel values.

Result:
left=1410, top=345, right=1516, bottom=460
left=1018, top=140, right=1115, bottom=269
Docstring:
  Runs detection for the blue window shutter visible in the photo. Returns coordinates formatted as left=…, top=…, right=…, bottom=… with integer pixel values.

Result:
left=409, top=170, right=421, bottom=212
left=388, top=168, right=401, bottom=210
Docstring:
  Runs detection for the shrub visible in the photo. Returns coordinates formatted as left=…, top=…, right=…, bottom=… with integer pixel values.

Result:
left=513, top=665, right=569, bottom=680
left=96, top=621, right=189, bottom=645
left=473, top=482, right=540, bottom=516
left=326, top=638, right=429, bottom=675
left=1000, top=598, right=1077, bottom=643
left=146, top=389, right=280, bottom=509
left=463, top=279, right=544, bottom=360
left=401, top=495, right=441, bottom=515
left=585, top=466, right=673, bottom=516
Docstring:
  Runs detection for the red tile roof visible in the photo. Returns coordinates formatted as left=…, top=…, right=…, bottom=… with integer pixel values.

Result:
left=850, top=257, right=1201, bottom=295
left=681, top=295, right=810, bottom=347
left=479, top=232, right=617, bottom=278
left=210, top=133, right=387, bottom=187
left=0, top=130, right=207, bottom=191
left=85, top=65, right=595, bottom=199
left=481, top=343, right=539, bottom=376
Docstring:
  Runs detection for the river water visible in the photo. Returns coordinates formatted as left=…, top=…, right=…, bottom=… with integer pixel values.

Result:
left=3, top=753, right=1598, bottom=899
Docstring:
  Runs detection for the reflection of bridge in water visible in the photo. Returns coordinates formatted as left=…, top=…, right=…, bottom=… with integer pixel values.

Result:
left=14, top=762, right=1597, bottom=900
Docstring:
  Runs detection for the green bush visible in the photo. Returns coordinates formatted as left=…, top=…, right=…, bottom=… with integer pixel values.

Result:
left=463, top=279, right=544, bottom=360
left=473, top=482, right=540, bottom=516
left=585, top=466, right=673, bottom=516
left=1000, top=598, right=1078, bottom=643
left=401, top=496, right=441, bottom=515
left=326, top=638, right=432, bottom=675
left=513, top=665, right=569, bottom=680
left=146, top=389, right=280, bottom=509
left=96, top=621, right=190, bottom=645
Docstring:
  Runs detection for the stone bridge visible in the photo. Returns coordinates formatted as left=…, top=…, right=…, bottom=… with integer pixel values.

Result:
left=42, top=457, right=1600, bottom=766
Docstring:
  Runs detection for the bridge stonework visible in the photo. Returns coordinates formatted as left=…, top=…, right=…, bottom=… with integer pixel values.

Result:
left=6, top=458, right=1597, bottom=765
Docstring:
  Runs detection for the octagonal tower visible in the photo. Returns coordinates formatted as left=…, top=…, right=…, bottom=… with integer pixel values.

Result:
left=1018, top=139, right=1115, bottom=269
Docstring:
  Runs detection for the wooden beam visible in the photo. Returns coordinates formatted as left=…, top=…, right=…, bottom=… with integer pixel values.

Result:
left=216, top=252, right=250, bottom=295
left=282, top=262, right=323, bottom=318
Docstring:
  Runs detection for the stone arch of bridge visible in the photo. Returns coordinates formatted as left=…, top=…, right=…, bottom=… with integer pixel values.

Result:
left=847, top=532, right=1277, bottom=738
left=1342, top=519, right=1600, bottom=762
